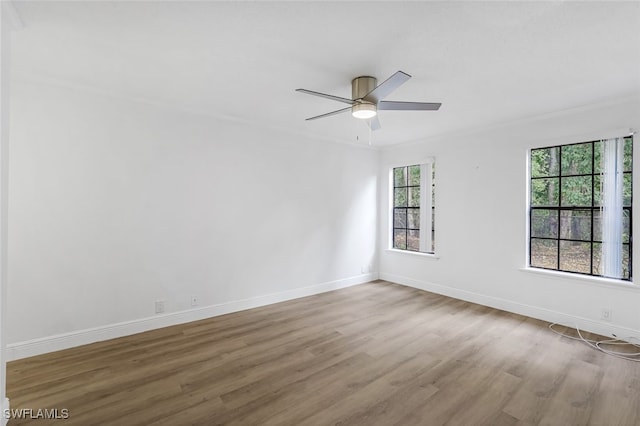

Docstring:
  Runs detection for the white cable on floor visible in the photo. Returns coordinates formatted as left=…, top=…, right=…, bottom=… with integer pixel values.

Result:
left=548, top=323, right=640, bottom=362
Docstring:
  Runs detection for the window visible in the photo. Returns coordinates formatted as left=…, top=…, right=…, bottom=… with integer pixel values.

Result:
left=391, top=162, right=435, bottom=253
left=529, top=136, right=633, bottom=280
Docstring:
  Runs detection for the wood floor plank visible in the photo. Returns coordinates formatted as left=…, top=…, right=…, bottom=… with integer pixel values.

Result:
left=588, top=355, right=640, bottom=425
left=288, top=351, right=441, bottom=426
left=536, top=360, right=602, bottom=425
left=7, top=280, right=640, bottom=425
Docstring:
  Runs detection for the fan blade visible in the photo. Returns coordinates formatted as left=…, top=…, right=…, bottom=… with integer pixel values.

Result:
left=378, top=101, right=441, bottom=111
left=305, top=106, right=352, bottom=121
left=368, top=116, right=381, bottom=131
left=363, top=71, right=411, bottom=103
left=296, top=89, right=355, bottom=105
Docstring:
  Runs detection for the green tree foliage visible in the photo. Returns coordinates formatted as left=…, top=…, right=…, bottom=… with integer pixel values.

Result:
left=531, top=147, right=558, bottom=206
left=394, top=166, right=421, bottom=208
left=394, top=165, right=425, bottom=251
left=531, top=139, right=633, bottom=208
left=394, top=167, right=407, bottom=207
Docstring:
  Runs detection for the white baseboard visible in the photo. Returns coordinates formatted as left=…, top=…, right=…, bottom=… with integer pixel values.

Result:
left=6, top=273, right=378, bottom=361
left=380, top=272, right=640, bottom=342
left=2, top=398, right=9, bottom=426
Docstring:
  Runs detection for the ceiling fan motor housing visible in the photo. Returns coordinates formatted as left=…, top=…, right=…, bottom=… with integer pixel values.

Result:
left=351, top=76, right=377, bottom=118
left=351, top=76, right=377, bottom=101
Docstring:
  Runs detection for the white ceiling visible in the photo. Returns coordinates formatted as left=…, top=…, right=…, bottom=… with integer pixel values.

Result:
left=10, top=1, right=640, bottom=147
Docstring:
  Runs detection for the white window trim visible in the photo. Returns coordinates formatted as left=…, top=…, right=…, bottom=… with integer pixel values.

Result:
left=386, top=248, right=440, bottom=259
left=388, top=157, right=435, bottom=254
left=420, top=163, right=432, bottom=252
left=520, top=267, right=636, bottom=290
left=525, top=149, right=532, bottom=266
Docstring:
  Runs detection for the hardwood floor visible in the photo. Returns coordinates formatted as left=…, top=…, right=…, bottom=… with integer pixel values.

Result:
left=6, top=280, right=640, bottom=425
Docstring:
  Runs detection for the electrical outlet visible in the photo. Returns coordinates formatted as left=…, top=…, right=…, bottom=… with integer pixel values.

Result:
left=191, top=295, right=198, bottom=307
left=601, top=308, right=612, bottom=322
left=155, top=300, right=165, bottom=314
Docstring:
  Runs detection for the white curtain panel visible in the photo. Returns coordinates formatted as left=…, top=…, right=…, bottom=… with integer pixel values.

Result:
left=600, top=137, right=624, bottom=279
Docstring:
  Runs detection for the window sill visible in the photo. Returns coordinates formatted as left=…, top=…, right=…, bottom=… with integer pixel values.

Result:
left=520, top=267, right=638, bottom=291
left=385, top=249, right=440, bottom=260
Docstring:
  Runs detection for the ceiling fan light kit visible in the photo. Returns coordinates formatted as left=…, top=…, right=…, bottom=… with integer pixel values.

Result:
left=296, top=70, right=442, bottom=131
left=352, top=102, right=377, bottom=119
left=351, top=76, right=378, bottom=119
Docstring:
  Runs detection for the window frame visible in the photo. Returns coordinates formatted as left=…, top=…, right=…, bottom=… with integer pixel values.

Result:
left=527, top=137, right=633, bottom=281
left=388, top=158, right=435, bottom=255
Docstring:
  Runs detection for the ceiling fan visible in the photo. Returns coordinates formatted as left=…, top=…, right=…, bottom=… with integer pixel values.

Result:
left=296, top=71, right=441, bottom=131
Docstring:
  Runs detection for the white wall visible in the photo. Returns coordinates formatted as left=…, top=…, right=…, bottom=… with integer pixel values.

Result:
left=8, top=74, right=639, bottom=365
left=1, top=4, right=10, bottom=423
left=379, top=95, right=640, bottom=339
left=6, top=81, right=378, bottom=356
